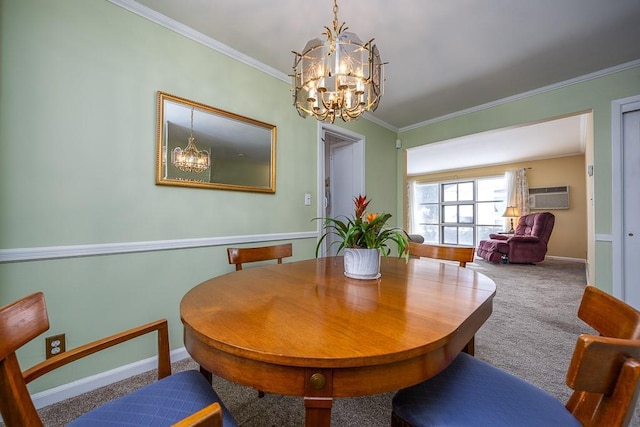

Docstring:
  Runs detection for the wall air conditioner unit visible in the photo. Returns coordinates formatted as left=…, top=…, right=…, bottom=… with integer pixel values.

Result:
left=529, top=186, right=569, bottom=210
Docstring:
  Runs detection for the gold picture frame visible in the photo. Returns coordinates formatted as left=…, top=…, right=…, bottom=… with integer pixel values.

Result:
left=156, top=91, right=276, bottom=193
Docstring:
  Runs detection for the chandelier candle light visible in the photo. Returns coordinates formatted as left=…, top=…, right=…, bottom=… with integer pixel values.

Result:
left=171, top=107, right=210, bottom=173
left=291, top=0, right=384, bottom=123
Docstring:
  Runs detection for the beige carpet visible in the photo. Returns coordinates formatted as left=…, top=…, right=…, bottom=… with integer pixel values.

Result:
left=32, top=258, right=640, bottom=426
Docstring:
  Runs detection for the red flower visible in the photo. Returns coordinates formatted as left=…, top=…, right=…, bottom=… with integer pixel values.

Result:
left=354, top=195, right=370, bottom=219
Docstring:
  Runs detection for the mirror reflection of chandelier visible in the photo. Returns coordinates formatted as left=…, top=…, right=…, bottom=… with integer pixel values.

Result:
left=171, top=108, right=210, bottom=173
left=291, top=0, right=384, bottom=124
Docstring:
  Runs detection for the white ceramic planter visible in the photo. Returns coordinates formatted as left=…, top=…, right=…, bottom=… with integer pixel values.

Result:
left=343, top=248, right=381, bottom=280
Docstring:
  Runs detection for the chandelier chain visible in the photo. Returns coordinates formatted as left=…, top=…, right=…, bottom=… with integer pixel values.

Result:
left=190, top=108, right=194, bottom=139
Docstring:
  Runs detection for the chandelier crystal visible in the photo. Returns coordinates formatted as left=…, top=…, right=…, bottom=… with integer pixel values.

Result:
left=171, top=108, right=210, bottom=173
left=291, top=0, right=384, bottom=123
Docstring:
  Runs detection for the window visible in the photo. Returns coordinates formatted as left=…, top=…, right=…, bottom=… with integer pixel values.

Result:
left=411, top=177, right=506, bottom=246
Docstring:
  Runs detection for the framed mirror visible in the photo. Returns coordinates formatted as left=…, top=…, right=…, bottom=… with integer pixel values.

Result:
left=156, top=91, right=276, bottom=193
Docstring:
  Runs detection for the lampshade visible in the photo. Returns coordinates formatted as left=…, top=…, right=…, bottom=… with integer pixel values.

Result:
left=291, top=0, right=384, bottom=124
left=502, top=206, right=521, bottom=234
left=502, top=206, right=521, bottom=218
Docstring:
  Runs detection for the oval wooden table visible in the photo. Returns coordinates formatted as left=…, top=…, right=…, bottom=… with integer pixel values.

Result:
left=181, top=256, right=496, bottom=427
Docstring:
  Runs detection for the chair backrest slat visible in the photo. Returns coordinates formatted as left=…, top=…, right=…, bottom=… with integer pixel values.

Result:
left=565, top=285, right=640, bottom=426
left=577, top=285, right=640, bottom=339
left=408, top=242, right=475, bottom=267
left=0, top=292, right=48, bottom=426
left=0, top=292, right=49, bottom=360
left=227, top=243, right=293, bottom=271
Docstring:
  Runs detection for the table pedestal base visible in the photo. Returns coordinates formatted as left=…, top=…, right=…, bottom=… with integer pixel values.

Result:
left=304, top=397, right=332, bottom=427
left=303, top=367, right=333, bottom=426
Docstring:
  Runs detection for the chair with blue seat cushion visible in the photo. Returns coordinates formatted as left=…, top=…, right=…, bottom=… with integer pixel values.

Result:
left=0, top=292, right=237, bottom=427
left=68, top=371, right=236, bottom=427
left=391, top=285, right=640, bottom=427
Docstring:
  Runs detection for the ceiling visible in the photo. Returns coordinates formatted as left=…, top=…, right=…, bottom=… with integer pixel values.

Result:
left=117, top=1, right=639, bottom=173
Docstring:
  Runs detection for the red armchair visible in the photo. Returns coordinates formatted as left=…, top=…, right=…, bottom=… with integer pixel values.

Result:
left=477, top=212, right=555, bottom=264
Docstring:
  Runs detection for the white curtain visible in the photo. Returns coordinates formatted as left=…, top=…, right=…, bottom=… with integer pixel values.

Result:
left=407, top=181, right=416, bottom=233
left=505, top=168, right=530, bottom=216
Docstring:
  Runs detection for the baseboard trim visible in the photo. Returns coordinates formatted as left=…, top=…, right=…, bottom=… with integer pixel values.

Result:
left=546, top=255, right=586, bottom=263
left=32, top=347, right=190, bottom=409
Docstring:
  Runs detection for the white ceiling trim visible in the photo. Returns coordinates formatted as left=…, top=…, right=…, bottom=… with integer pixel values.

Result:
left=107, top=0, right=287, bottom=82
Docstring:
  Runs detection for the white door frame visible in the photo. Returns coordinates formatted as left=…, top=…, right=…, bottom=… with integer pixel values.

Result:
left=612, top=93, right=640, bottom=300
left=316, top=122, right=365, bottom=256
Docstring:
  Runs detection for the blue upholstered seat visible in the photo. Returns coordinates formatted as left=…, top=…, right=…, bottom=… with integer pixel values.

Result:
left=392, top=352, right=581, bottom=427
left=68, top=370, right=237, bottom=427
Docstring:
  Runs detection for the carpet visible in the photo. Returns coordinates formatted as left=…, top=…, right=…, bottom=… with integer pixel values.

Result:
left=34, top=258, right=640, bottom=426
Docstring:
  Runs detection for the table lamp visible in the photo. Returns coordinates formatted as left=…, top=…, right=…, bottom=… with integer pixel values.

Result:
left=502, top=206, right=521, bottom=234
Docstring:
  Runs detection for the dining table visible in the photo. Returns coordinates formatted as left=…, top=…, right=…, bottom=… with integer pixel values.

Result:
left=180, top=255, right=496, bottom=427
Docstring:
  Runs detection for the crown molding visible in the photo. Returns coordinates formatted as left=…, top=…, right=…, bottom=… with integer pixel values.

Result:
left=400, top=59, right=640, bottom=132
left=107, top=0, right=287, bottom=82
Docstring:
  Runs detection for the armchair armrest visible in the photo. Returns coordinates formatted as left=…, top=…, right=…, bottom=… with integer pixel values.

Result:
left=171, top=402, right=222, bottom=427
left=566, top=333, right=640, bottom=395
left=489, top=234, right=509, bottom=240
left=23, top=319, right=171, bottom=384
left=509, top=236, right=540, bottom=243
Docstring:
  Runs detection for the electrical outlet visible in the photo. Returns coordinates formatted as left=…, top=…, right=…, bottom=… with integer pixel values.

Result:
left=45, top=333, right=66, bottom=359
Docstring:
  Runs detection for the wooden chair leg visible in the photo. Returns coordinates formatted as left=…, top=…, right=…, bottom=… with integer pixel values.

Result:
left=199, top=365, right=212, bottom=383
left=463, top=336, right=475, bottom=356
left=391, top=410, right=413, bottom=427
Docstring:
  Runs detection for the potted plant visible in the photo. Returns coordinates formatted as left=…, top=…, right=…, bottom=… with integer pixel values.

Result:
left=315, top=195, right=409, bottom=279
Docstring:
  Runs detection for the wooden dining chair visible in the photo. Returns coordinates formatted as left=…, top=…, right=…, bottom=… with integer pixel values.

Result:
left=408, top=241, right=477, bottom=354
left=0, top=292, right=237, bottom=427
left=391, top=285, right=640, bottom=427
left=225, top=242, right=293, bottom=398
left=407, top=241, right=475, bottom=267
left=227, top=242, right=292, bottom=271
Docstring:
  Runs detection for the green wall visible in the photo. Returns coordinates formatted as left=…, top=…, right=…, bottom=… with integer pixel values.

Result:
left=0, top=0, right=397, bottom=392
left=3, top=0, right=637, bottom=396
left=397, top=65, right=640, bottom=293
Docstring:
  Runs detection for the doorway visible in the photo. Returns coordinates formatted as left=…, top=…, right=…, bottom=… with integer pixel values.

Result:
left=317, top=124, right=365, bottom=256
left=613, top=94, right=640, bottom=308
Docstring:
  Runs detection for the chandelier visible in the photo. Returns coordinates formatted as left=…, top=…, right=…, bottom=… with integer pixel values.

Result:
left=291, top=0, right=384, bottom=123
left=171, top=108, right=210, bottom=173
